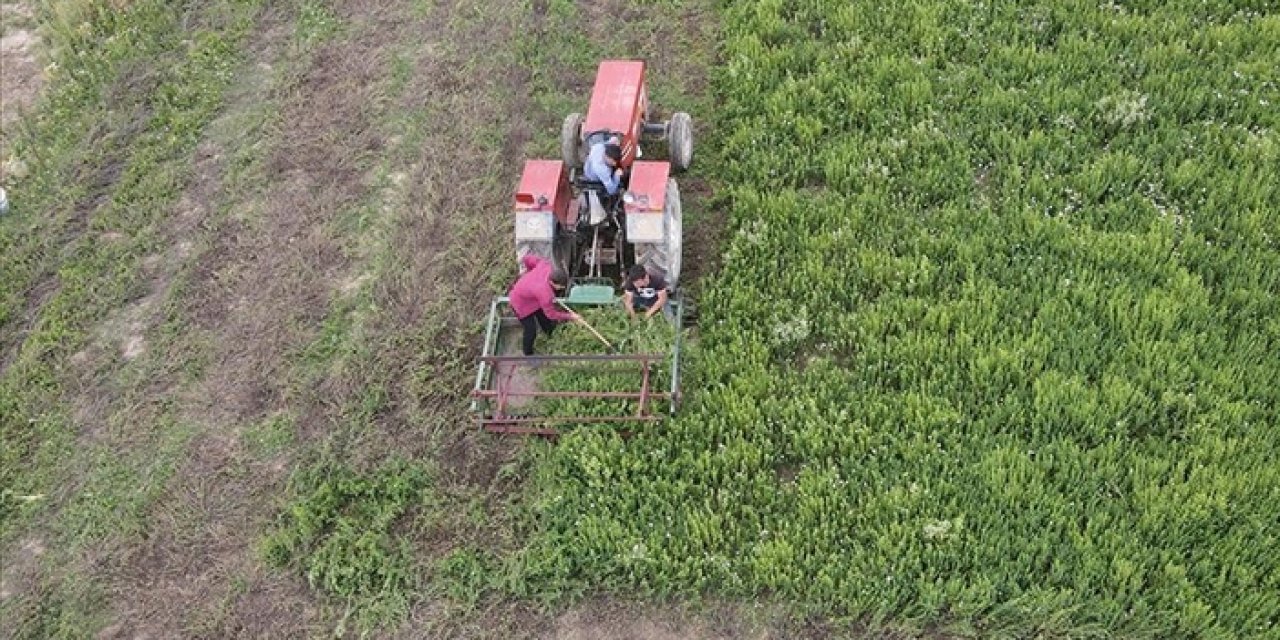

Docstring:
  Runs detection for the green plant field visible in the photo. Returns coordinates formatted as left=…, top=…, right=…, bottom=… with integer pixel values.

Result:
left=261, top=456, right=434, bottom=627
left=511, top=1, right=1280, bottom=636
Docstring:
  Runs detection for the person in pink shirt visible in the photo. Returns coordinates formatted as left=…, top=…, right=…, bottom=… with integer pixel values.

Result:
left=509, top=255, right=580, bottom=356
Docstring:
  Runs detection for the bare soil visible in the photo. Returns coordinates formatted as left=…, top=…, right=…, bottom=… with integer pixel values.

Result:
left=554, top=601, right=743, bottom=640
left=87, top=2, right=401, bottom=637
left=0, top=537, right=44, bottom=603
left=0, top=1, right=42, bottom=149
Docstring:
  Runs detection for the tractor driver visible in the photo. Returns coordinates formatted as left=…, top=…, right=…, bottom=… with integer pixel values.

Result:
left=583, top=135, right=626, bottom=207
left=622, top=265, right=669, bottom=320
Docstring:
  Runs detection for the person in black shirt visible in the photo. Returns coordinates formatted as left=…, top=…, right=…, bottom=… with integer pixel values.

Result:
left=622, top=265, right=669, bottom=320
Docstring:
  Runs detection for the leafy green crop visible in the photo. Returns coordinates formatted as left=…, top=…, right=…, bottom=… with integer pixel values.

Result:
left=508, top=307, right=682, bottom=422
left=509, top=1, right=1280, bottom=636
left=262, top=458, right=432, bottom=629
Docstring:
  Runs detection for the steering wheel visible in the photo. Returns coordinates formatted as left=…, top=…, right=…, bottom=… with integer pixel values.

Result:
left=584, top=129, right=621, bottom=146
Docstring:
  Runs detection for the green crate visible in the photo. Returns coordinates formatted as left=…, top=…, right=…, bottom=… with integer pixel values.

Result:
left=565, top=283, right=617, bottom=306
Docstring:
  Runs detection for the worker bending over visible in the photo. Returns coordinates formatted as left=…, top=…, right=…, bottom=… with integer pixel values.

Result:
left=509, top=255, right=580, bottom=356
left=623, top=265, right=669, bottom=320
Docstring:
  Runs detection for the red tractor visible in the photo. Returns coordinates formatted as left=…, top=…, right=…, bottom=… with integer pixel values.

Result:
left=479, top=60, right=692, bottom=434
left=514, top=60, right=690, bottom=294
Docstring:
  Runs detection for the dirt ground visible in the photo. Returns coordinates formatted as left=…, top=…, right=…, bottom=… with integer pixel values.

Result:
left=0, top=1, right=43, bottom=178
left=0, top=0, right=759, bottom=637
left=86, top=2, right=397, bottom=636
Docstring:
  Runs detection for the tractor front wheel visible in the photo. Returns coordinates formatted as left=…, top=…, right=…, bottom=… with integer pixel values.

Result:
left=668, top=112, right=693, bottom=172
left=634, top=178, right=682, bottom=289
left=562, top=113, right=584, bottom=169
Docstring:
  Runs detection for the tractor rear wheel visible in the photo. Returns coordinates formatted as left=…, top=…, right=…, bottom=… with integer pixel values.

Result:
left=634, top=178, right=682, bottom=289
left=552, top=225, right=577, bottom=277
left=668, top=112, right=693, bottom=172
left=516, top=240, right=553, bottom=270
left=562, top=113, right=584, bottom=169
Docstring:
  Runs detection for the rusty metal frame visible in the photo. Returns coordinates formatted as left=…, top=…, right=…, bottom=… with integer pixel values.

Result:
left=471, top=353, right=669, bottom=437
left=469, top=295, right=683, bottom=437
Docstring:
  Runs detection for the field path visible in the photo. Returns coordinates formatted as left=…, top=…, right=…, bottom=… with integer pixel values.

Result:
left=0, top=1, right=43, bottom=141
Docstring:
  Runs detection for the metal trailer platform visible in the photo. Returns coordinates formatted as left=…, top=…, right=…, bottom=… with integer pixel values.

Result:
left=469, top=288, right=685, bottom=437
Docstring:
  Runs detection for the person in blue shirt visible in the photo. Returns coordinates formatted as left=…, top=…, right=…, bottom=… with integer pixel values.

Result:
left=582, top=135, right=625, bottom=197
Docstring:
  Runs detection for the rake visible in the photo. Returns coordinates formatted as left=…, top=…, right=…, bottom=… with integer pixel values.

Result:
left=558, top=301, right=616, bottom=352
